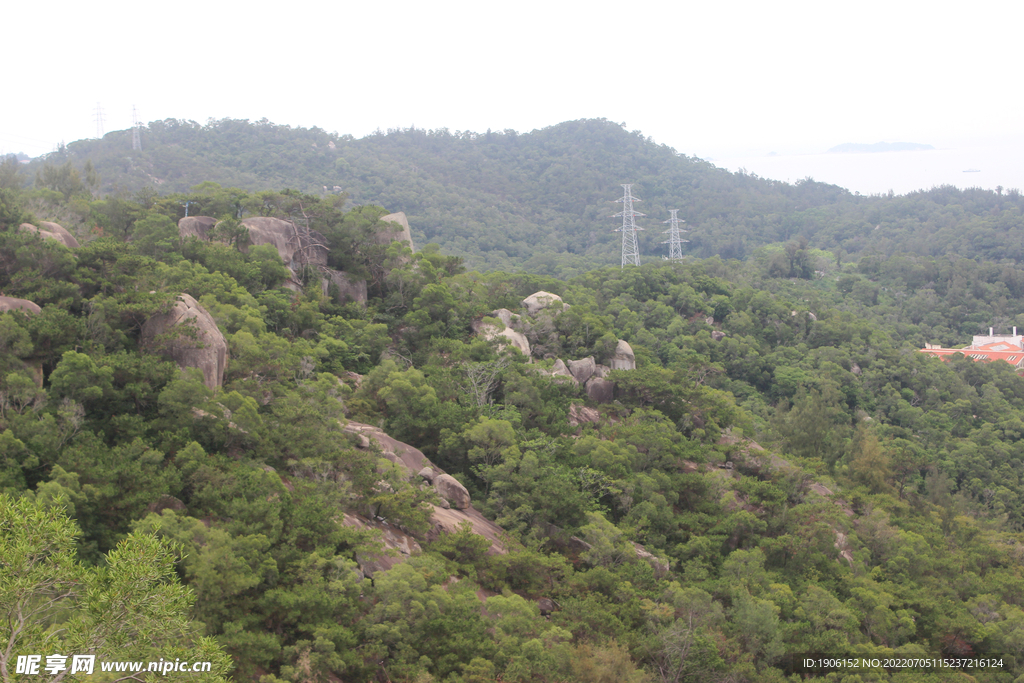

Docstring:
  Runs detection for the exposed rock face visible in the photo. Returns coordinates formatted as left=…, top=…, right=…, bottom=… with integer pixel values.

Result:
left=343, top=421, right=506, bottom=560
left=433, top=474, right=471, bottom=510
left=343, top=421, right=430, bottom=478
left=549, top=359, right=576, bottom=383
left=427, top=505, right=506, bottom=553
left=378, top=212, right=415, bottom=251
left=474, top=319, right=531, bottom=357
left=585, top=377, right=614, bottom=403
left=608, top=339, right=636, bottom=370
left=321, top=268, right=368, bottom=304
left=522, top=291, right=563, bottom=316
left=177, top=216, right=218, bottom=241
left=40, top=222, right=79, bottom=248
left=148, top=495, right=187, bottom=514
left=241, top=217, right=329, bottom=269
left=592, top=364, right=611, bottom=379
left=342, top=512, right=422, bottom=577
left=568, top=403, right=600, bottom=427
left=19, top=222, right=79, bottom=248
left=568, top=357, right=596, bottom=384
left=492, top=308, right=516, bottom=327
left=0, top=296, right=42, bottom=314
left=140, top=293, right=228, bottom=390
left=633, top=542, right=670, bottom=578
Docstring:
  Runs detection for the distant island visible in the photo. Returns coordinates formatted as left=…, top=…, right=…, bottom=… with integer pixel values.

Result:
left=827, top=141, right=935, bottom=153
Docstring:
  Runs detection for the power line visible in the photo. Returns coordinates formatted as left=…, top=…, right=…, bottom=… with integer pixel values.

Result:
left=661, top=209, right=689, bottom=261
left=132, top=106, right=142, bottom=151
left=611, top=184, right=644, bottom=268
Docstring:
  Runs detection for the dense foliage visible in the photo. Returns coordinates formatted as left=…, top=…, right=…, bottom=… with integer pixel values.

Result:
left=16, top=119, right=1024, bottom=275
left=5, top=148, right=1024, bottom=682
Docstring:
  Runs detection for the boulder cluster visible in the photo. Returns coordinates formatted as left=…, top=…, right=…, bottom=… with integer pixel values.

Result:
left=475, top=291, right=636, bottom=404
left=18, top=221, right=80, bottom=248
left=177, top=212, right=414, bottom=306
left=341, top=421, right=506, bottom=578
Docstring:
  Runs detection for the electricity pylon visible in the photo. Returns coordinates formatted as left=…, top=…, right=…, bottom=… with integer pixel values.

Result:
left=612, top=184, right=644, bottom=267
left=132, top=106, right=142, bottom=151
left=662, top=209, right=689, bottom=260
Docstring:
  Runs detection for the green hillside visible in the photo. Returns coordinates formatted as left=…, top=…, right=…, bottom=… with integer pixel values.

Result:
left=5, top=158, right=1024, bottom=680
left=21, top=118, right=1024, bottom=275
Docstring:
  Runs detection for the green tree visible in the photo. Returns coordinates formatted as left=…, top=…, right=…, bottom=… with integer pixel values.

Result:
left=0, top=494, right=231, bottom=681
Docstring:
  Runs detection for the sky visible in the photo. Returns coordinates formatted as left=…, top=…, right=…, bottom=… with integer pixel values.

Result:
left=5, top=0, right=1022, bottom=194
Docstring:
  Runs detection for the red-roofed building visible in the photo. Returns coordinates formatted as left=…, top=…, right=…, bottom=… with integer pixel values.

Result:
left=921, top=327, right=1024, bottom=369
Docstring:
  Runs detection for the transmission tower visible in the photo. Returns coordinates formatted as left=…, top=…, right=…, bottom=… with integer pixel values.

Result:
left=661, top=209, right=689, bottom=261
left=94, top=102, right=105, bottom=138
left=131, top=106, right=142, bottom=151
left=611, top=184, right=644, bottom=268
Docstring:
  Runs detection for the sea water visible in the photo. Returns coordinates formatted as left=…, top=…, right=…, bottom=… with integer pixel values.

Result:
left=710, top=141, right=1024, bottom=197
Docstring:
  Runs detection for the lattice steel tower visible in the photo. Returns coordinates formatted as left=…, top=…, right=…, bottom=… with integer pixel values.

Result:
left=611, top=184, right=644, bottom=267
left=131, top=106, right=142, bottom=151
left=662, top=209, right=689, bottom=260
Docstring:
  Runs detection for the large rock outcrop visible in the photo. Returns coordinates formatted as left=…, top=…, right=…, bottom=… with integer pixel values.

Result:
left=522, top=291, right=564, bottom=317
left=344, top=421, right=430, bottom=476
left=344, top=421, right=507, bottom=557
left=19, top=222, right=79, bottom=248
left=0, top=297, right=43, bottom=386
left=321, top=268, right=368, bottom=305
left=378, top=212, right=415, bottom=251
left=473, top=318, right=531, bottom=357
left=241, top=217, right=329, bottom=269
left=568, top=357, right=596, bottom=384
left=548, top=359, right=576, bottom=383
left=608, top=339, right=636, bottom=370
left=178, top=216, right=368, bottom=304
left=177, top=216, right=219, bottom=240
left=433, top=474, right=471, bottom=510
left=586, top=377, right=614, bottom=403
left=140, top=294, right=228, bottom=390
left=0, top=296, right=42, bottom=314
left=342, top=512, right=423, bottom=578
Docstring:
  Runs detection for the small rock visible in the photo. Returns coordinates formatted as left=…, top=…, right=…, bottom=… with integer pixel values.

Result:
left=711, top=330, right=726, bottom=341
left=418, top=467, right=436, bottom=483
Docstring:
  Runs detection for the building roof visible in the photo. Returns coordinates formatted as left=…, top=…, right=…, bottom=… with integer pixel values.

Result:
left=920, top=338, right=1024, bottom=368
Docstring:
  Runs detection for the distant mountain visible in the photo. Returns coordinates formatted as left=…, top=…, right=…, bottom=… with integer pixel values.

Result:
left=21, top=119, right=1024, bottom=272
left=827, top=142, right=935, bottom=153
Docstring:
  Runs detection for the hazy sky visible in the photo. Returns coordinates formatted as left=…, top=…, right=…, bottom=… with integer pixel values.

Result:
left=6, top=0, right=1021, bottom=191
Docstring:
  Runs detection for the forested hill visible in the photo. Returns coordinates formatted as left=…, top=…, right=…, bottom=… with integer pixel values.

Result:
left=23, top=117, right=1024, bottom=274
